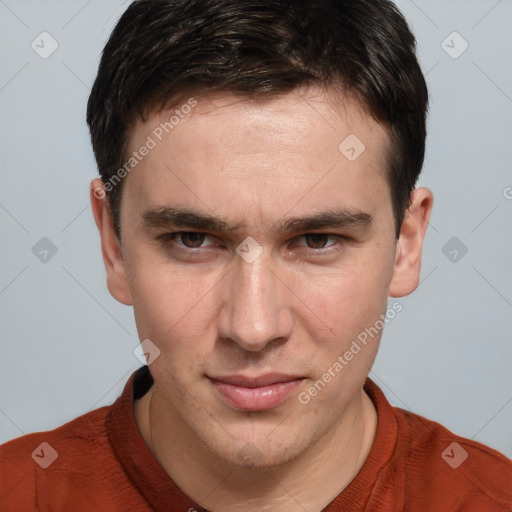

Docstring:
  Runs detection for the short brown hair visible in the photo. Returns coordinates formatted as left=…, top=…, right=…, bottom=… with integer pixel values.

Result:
left=87, top=0, right=428, bottom=238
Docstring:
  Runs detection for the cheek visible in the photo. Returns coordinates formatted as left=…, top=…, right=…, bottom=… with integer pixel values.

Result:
left=125, top=252, right=221, bottom=350
left=294, top=245, right=395, bottom=346
left=129, top=267, right=219, bottom=384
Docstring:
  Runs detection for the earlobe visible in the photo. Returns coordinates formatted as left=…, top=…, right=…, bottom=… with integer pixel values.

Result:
left=389, top=187, right=433, bottom=298
left=90, top=179, right=133, bottom=306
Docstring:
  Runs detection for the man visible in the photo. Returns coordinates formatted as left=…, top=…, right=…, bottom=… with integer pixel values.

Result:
left=1, top=0, right=510, bottom=510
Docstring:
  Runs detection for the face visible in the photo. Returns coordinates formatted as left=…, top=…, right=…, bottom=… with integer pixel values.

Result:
left=93, top=87, right=427, bottom=468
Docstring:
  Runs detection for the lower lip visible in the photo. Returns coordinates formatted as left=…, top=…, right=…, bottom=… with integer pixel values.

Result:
left=210, top=379, right=303, bottom=411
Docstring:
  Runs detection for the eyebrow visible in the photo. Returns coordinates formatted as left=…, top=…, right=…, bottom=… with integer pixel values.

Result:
left=142, top=207, right=230, bottom=232
left=142, top=206, right=373, bottom=233
left=278, top=209, right=373, bottom=232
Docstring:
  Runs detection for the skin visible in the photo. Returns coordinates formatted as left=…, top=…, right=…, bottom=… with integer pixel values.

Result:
left=91, top=86, right=433, bottom=511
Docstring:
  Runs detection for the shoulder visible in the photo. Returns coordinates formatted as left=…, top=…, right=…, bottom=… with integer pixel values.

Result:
left=393, top=406, right=512, bottom=510
left=0, top=404, right=110, bottom=466
left=0, top=406, right=113, bottom=510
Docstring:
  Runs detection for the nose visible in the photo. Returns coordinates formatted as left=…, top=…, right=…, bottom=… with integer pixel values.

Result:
left=217, top=252, right=294, bottom=352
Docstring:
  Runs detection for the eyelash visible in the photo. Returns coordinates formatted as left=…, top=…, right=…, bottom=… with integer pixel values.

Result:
left=157, top=231, right=345, bottom=257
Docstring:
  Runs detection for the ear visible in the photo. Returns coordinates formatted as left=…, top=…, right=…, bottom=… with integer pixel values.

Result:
left=389, top=187, right=434, bottom=298
left=90, top=179, right=133, bottom=305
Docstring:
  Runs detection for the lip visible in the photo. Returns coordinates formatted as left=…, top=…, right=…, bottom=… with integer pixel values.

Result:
left=209, top=374, right=304, bottom=411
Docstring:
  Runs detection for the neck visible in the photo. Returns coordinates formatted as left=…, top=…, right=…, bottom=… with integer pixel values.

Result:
left=135, top=385, right=377, bottom=512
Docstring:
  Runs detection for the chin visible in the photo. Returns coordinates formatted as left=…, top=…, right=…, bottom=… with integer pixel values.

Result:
left=199, top=425, right=316, bottom=469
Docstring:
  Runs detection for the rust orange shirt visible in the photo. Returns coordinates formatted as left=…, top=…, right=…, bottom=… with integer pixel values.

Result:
left=1, top=366, right=511, bottom=511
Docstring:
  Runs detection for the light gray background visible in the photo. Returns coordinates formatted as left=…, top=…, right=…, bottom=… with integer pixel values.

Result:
left=1, top=0, right=511, bottom=458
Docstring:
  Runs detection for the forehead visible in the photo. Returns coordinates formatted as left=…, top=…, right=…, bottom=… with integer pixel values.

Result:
left=122, top=87, right=392, bottom=230
left=130, top=87, right=389, bottom=157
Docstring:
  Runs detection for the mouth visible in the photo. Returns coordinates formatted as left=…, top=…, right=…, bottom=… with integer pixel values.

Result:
left=208, top=374, right=305, bottom=411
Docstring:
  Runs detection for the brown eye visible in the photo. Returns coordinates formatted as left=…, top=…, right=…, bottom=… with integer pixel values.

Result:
left=180, top=232, right=206, bottom=248
left=304, top=234, right=329, bottom=249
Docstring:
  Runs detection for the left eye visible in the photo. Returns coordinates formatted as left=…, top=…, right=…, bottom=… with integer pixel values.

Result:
left=176, top=232, right=208, bottom=248
left=299, top=234, right=337, bottom=249
left=157, top=232, right=212, bottom=249
left=174, top=231, right=208, bottom=249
